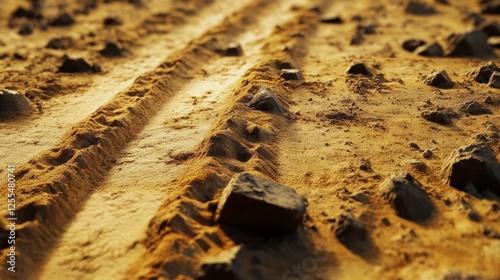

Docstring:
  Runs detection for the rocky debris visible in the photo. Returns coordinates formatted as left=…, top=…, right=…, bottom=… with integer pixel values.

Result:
left=422, top=150, right=433, bottom=159
left=320, top=15, right=343, bottom=24
left=469, top=61, right=499, bottom=84
left=415, top=42, right=444, bottom=57
left=198, top=246, right=240, bottom=280
left=424, top=70, right=454, bottom=88
left=0, top=89, right=34, bottom=119
left=103, top=16, right=122, bottom=26
left=99, top=42, right=124, bottom=57
left=46, top=37, right=73, bottom=50
left=446, top=30, right=493, bottom=57
left=247, top=87, right=286, bottom=115
left=379, top=173, right=434, bottom=220
left=215, top=172, right=307, bottom=236
left=405, top=0, right=436, bottom=15
left=481, top=1, right=500, bottom=14
left=58, top=56, right=100, bottom=73
left=49, top=12, right=75, bottom=27
left=481, top=21, right=500, bottom=37
left=217, top=43, right=243, bottom=56
left=458, top=100, right=491, bottom=115
left=279, top=69, right=303, bottom=81
left=488, top=71, right=500, bottom=88
left=402, top=39, right=426, bottom=52
left=18, top=22, right=34, bottom=35
left=334, top=212, right=369, bottom=254
left=441, top=144, right=500, bottom=197
left=346, top=61, right=371, bottom=76
left=421, top=107, right=458, bottom=125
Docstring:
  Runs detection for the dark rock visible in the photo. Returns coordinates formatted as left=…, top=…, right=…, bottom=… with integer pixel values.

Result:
left=11, top=7, right=36, bottom=18
left=346, top=61, right=371, bottom=76
left=379, top=173, right=434, bottom=220
left=334, top=212, right=369, bottom=254
left=405, top=0, right=436, bottom=15
left=481, top=22, right=500, bottom=37
left=466, top=12, right=485, bottom=26
left=421, top=107, right=458, bottom=125
left=441, top=144, right=500, bottom=197
left=320, top=15, right=343, bottom=24
left=359, top=159, right=372, bottom=171
left=469, top=62, right=499, bottom=83
left=481, top=1, right=500, bottom=14
left=0, top=89, right=34, bottom=119
left=422, top=150, right=433, bottom=159
left=99, top=42, right=123, bottom=57
left=424, top=70, right=454, bottom=88
left=280, top=69, right=303, bottom=81
left=458, top=100, right=491, bottom=115
left=488, top=71, right=500, bottom=88
left=350, top=27, right=364, bottom=45
left=58, top=56, right=100, bottom=73
left=402, top=39, right=426, bottom=52
left=198, top=246, right=240, bottom=280
left=483, top=226, right=500, bottom=238
left=217, top=43, right=243, bottom=56
left=446, top=30, right=493, bottom=57
left=409, top=142, right=420, bottom=150
left=46, top=37, right=73, bottom=50
left=13, top=53, right=26, bottom=60
left=49, top=12, right=75, bottom=27
left=405, top=160, right=427, bottom=172
left=215, top=172, right=307, bottom=236
left=103, top=17, right=122, bottom=26
left=247, top=87, right=286, bottom=114
left=362, top=23, right=377, bottom=35
left=461, top=199, right=481, bottom=222
left=18, top=22, right=33, bottom=36
left=415, top=42, right=444, bottom=57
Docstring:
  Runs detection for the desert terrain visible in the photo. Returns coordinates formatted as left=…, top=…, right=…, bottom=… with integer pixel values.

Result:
left=1, top=0, right=500, bottom=279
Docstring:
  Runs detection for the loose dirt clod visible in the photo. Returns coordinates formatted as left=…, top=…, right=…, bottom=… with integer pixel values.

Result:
left=421, top=107, right=458, bottom=124
left=247, top=87, right=286, bottom=114
left=424, top=70, right=454, bottom=88
left=405, top=1, right=436, bottom=15
left=446, top=30, right=493, bottom=57
left=458, top=100, right=491, bottom=115
left=346, top=61, right=371, bottom=76
left=99, top=42, right=124, bottom=57
left=402, top=39, right=426, bottom=52
left=0, top=89, right=34, bottom=119
left=215, top=172, right=307, bottom=236
left=469, top=61, right=499, bottom=83
left=58, top=56, right=100, bottom=73
left=441, top=144, right=500, bottom=197
left=415, top=42, right=444, bottom=57
left=279, top=69, right=303, bottom=80
left=49, top=12, right=76, bottom=27
left=379, top=173, right=434, bottom=220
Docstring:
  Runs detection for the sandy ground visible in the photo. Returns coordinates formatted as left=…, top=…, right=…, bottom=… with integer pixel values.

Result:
left=1, top=0, right=500, bottom=279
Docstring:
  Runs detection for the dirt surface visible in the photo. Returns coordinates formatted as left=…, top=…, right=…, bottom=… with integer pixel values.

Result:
left=1, top=0, right=500, bottom=279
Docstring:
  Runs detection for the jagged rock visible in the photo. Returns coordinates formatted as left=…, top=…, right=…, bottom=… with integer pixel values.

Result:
left=280, top=69, right=303, bottom=81
left=320, top=15, right=343, bottom=24
left=215, top=172, right=307, bottom=236
left=421, top=107, right=458, bottom=124
left=481, top=21, right=500, bottom=37
left=402, top=39, right=426, bottom=52
left=469, top=62, right=499, bottom=83
left=424, top=70, right=454, bottom=88
left=334, top=212, right=368, bottom=254
left=0, top=89, right=34, bottom=119
left=379, top=173, right=434, bottom=220
left=103, top=16, right=122, bottom=26
left=482, top=1, right=500, bottom=14
left=415, top=42, right=444, bottom=57
left=49, top=12, right=75, bottom=26
left=405, top=0, right=436, bottom=15
left=346, top=61, right=371, bottom=76
left=458, top=100, right=491, bottom=115
left=247, top=87, right=286, bottom=114
left=488, top=71, right=500, bottom=88
left=46, top=37, right=73, bottom=50
left=198, top=246, right=240, bottom=280
left=446, top=30, right=493, bottom=57
left=441, top=144, right=500, bottom=197
left=58, top=56, right=100, bottom=73
left=99, top=42, right=123, bottom=57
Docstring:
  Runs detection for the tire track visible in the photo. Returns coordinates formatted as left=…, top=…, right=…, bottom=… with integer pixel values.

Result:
left=126, top=3, right=321, bottom=279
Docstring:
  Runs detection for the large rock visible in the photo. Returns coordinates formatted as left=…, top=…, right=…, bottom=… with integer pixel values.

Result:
left=0, top=89, right=34, bottom=119
left=446, top=30, right=493, bottom=57
left=247, top=87, right=286, bottom=114
left=469, top=61, right=499, bottom=84
left=441, top=144, right=500, bottom=197
left=379, top=173, right=434, bottom=220
left=215, top=172, right=307, bottom=236
left=424, top=70, right=454, bottom=88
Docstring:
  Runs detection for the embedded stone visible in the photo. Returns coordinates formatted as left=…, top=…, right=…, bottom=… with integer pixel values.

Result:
left=247, top=87, right=286, bottom=114
left=469, top=62, right=499, bottom=83
left=58, top=56, right=100, bottom=73
left=99, top=42, right=123, bottom=57
left=415, top=42, right=444, bottom=57
left=49, top=12, right=75, bottom=26
left=280, top=69, right=303, bottom=81
left=402, top=39, right=426, bottom=52
left=405, top=0, right=435, bottom=15
left=424, top=70, right=454, bottom=88
left=346, top=61, right=371, bottom=76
